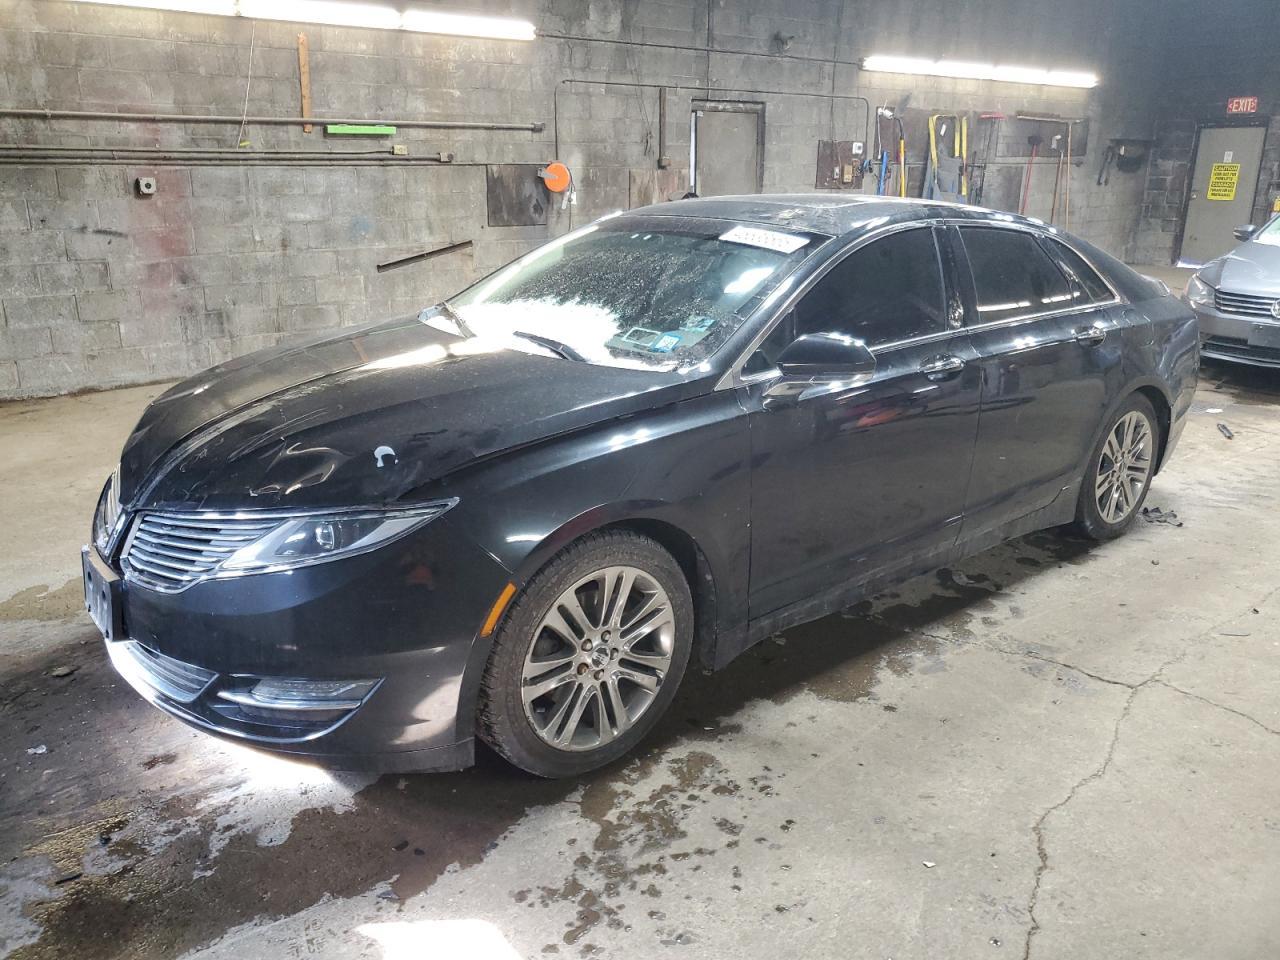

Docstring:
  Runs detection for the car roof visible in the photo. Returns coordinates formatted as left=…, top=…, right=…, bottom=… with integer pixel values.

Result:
left=626, top=193, right=1050, bottom=239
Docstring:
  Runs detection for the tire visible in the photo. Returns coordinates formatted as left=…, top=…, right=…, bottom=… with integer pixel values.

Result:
left=1073, top=393, right=1160, bottom=541
left=477, top=530, right=694, bottom=778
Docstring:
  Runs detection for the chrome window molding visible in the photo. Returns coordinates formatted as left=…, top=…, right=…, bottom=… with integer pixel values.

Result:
left=719, top=217, right=1130, bottom=390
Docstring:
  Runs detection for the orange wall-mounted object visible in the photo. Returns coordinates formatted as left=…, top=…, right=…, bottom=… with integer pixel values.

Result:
left=538, top=162, right=572, bottom=193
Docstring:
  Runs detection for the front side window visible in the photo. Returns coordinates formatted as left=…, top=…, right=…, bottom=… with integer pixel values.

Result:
left=792, top=227, right=947, bottom=347
left=444, top=219, right=819, bottom=371
left=960, top=227, right=1073, bottom=324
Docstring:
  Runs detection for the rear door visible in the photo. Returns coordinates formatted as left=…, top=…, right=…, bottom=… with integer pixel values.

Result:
left=955, top=225, right=1126, bottom=540
left=744, top=225, right=982, bottom=617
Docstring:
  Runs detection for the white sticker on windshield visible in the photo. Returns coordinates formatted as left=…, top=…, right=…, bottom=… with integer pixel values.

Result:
left=719, top=225, right=810, bottom=254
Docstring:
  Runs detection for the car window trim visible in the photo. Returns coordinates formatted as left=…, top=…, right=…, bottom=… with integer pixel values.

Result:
left=722, top=218, right=1129, bottom=389
left=948, top=219, right=1124, bottom=313
left=720, top=220, right=947, bottom=387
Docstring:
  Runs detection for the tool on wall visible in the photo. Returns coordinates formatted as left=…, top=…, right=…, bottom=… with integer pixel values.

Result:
left=296, top=33, right=313, bottom=133
left=925, top=114, right=968, bottom=202
left=896, top=113, right=907, bottom=198
left=1048, top=133, right=1064, bottom=222
left=970, top=112, right=1004, bottom=206
left=873, top=105, right=894, bottom=195
left=1019, top=134, right=1042, bottom=216
left=1064, top=121, right=1073, bottom=230
left=1096, top=143, right=1115, bottom=185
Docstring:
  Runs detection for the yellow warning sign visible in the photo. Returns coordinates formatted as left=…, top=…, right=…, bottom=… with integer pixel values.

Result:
left=1207, top=163, right=1241, bottom=201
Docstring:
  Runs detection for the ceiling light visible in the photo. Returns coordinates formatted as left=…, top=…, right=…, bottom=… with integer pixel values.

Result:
left=71, top=0, right=236, bottom=12
left=67, top=0, right=537, bottom=40
left=862, top=55, right=1098, bottom=89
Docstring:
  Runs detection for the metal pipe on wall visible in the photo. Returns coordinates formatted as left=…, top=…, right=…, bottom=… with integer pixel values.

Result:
left=0, top=107, right=544, bottom=133
left=1, top=143, right=406, bottom=158
left=0, top=157, right=482, bottom=167
left=552, top=78, right=872, bottom=164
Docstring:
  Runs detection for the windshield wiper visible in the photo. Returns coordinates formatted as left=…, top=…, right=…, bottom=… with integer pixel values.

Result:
left=511, top=331, right=587, bottom=363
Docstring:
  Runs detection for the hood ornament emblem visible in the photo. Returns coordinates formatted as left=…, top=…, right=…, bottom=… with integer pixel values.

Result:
left=1271, top=300, right=1280, bottom=320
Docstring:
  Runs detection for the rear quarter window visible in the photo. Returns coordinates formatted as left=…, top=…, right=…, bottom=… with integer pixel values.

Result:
left=1068, top=236, right=1166, bottom=303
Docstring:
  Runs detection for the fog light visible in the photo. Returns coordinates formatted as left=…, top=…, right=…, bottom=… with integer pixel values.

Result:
left=217, top=677, right=379, bottom=711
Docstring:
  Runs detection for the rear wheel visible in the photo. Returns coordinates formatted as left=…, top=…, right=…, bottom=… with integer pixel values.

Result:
left=1073, top=394, right=1159, bottom=540
left=477, top=530, right=693, bottom=778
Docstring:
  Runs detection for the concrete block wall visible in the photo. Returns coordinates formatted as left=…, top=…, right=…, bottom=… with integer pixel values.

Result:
left=2, top=0, right=1161, bottom=398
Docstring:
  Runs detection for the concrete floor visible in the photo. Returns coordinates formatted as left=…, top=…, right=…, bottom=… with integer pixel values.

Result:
left=2, top=355, right=1279, bottom=960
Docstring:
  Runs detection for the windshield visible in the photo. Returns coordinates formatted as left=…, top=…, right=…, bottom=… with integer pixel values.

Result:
left=441, top=217, right=820, bottom=371
left=1251, top=215, right=1280, bottom=247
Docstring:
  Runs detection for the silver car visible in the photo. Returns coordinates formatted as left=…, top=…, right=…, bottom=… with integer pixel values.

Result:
left=1184, top=216, right=1280, bottom=367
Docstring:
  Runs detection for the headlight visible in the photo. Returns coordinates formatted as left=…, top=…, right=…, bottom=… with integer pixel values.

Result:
left=1185, top=275, right=1214, bottom=308
left=92, top=467, right=121, bottom=554
left=216, top=501, right=457, bottom=575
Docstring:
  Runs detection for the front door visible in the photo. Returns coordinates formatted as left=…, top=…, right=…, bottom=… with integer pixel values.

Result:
left=1181, top=125, right=1266, bottom=265
left=955, top=225, right=1126, bottom=538
left=745, top=226, right=982, bottom=617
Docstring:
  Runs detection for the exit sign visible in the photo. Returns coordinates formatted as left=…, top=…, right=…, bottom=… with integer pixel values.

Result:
left=1227, top=96, right=1259, bottom=114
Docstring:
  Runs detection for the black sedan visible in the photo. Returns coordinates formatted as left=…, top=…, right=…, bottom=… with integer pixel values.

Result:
left=83, top=196, right=1199, bottom=778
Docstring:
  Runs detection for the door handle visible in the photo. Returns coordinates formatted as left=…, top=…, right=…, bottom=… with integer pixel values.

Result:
left=1074, top=323, right=1107, bottom=346
left=920, top=355, right=965, bottom=380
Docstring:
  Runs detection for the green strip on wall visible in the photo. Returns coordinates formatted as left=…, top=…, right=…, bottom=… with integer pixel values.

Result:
left=324, top=124, right=397, bottom=136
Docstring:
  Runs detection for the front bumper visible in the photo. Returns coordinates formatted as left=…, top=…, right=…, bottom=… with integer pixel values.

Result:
left=1190, top=302, right=1280, bottom=368
left=93, top=514, right=511, bottom=772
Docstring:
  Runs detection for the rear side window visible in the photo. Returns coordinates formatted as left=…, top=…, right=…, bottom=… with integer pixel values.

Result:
left=959, top=227, right=1073, bottom=324
left=793, top=227, right=946, bottom=347
left=1044, top=237, right=1114, bottom=303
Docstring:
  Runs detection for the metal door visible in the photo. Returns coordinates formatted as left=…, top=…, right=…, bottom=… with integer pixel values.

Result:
left=692, top=102, right=763, bottom=197
left=1181, top=125, right=1266, bottom=265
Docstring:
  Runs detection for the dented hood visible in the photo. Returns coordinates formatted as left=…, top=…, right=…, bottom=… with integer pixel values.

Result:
left=119, top=316, right=707, bottom=511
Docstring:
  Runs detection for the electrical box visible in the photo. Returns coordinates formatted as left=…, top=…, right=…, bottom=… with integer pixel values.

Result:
left=135, top=176, right=157, bottom=196
left=815, top=140, right=865, bottom=190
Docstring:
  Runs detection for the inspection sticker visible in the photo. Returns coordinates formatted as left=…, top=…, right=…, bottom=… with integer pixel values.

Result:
left=719, top=225, right=810, bottom=254
left=1206, top=163, right=1241, bottom=201
left=651, top=333, right=682, bottom=352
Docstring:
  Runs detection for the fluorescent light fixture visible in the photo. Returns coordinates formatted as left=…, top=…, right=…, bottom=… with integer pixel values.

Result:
left=67, top=0, right=537, bottom=40
left=72, top=0, right=237, bottom=12
left=862, top=55, right=1098, bottom=89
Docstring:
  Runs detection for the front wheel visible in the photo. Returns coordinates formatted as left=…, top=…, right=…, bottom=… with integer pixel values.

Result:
left=1073, top=394, right=1160, bottom=540
left=477, top=530, right=693, bottom=778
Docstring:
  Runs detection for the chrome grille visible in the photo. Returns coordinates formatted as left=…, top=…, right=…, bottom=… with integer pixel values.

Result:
left=123, top=513, right=278, bottom=591
left=1214, top=289, right=1280, bottom=318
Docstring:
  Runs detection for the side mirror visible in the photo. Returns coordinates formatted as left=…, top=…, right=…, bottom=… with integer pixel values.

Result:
left=775, top=332, right=876, bottom=380
left=1233, top=224, right=1257, bottom=242
left=764, top=333, right=876, bottom=403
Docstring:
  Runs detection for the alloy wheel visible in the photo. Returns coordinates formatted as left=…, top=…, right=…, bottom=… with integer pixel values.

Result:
left=521, top=566, right=675, bottom=751
left=1094, top=410, right=1153, bottom=524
